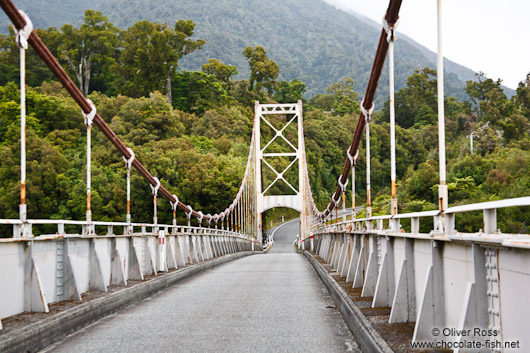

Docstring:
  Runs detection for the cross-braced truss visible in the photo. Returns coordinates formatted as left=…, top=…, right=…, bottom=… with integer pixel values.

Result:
left=254, top=102, right=305, bottom=213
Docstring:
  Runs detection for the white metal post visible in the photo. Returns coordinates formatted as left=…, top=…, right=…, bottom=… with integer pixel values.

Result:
left=150, top=177, right=160, bottom=228
left=352, top=165, right=356, bottom=219
left=86, top=125, right=91, bottom=224
left=170, top=194, right=179, bottom=234
left=124, top=148, right=135, bottom=234
left=82, top=99, right=96, bottom=235
left=15, top=11, right=32, bottom=238
left=342, top=191, right=346, bottom=223
left=19, top=41, right=27, bottom=237
left=437, top=0, right=448, bottom=216
left=389, top=30, right=398, bottom=216
left=366, top=120, right=372, bottom=218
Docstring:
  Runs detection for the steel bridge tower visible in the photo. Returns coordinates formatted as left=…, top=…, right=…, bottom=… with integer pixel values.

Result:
left=253, top=101, right=311, bottom=243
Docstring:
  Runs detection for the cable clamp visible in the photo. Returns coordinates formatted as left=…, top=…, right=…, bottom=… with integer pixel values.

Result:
left=15, top=10, right=33, bottom=49
left=361, top=99, right=375, bottom=123
left=83, top=99, right=97, bottom=127
left=382, top=17, right=399, bottom=43
left=169, top=194, right=179, bottom=211
left=150, top=177, right=160, bottom=196
left=185, top=205, right=193, bottom=219
left=332, top=194, right=340, bottom=208
left=338, top=175, right=349, bottom=193
left=347, top=148, right=359, bottom=167
left=123, top=147, right=135, bottom=170
left=197, top=211, right=204, bottom=224
left=213, top=214, right=219, bottom=223
left=207, top=214, right=212, bottom=225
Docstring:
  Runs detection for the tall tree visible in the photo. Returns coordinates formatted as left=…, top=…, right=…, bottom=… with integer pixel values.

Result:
left=59, top=10, right=120, bottom=96
left=273, top=79, right=306, bottom=103
left=380, top=67, right=438, bottom=128
left=114, top=20, right=205, bottom=104
left=201, top=58, right=238, bottom=91
left=242, top=46, right=279, bottom=93
left=465, top=72, right=509, bottom=124
left=325, top=77, right=359, bottom=116
left=514, top=72, right=530, bottom=117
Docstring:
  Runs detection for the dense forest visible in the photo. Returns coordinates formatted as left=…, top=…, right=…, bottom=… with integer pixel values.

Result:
left=0, top=10, right=529, bottom=236
left=1, top=0, right=511, bottom=103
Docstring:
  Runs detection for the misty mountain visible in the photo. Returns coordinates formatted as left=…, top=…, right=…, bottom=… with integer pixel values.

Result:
left=2, top=0, right=510, bottom=102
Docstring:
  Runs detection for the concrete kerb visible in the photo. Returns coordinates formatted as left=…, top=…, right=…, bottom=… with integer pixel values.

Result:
left=302, top=250, right=393, bottom=353
left=0, top=251, right=259, bottom=353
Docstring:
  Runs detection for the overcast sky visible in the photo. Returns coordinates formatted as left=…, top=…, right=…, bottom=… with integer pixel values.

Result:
left=323, top=0, right=529, bottom=89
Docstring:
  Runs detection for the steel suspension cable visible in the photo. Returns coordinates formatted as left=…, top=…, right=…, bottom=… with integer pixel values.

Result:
left=320, top=0, right=403, bottom=217
left=0, top=0, right=257, bottom=228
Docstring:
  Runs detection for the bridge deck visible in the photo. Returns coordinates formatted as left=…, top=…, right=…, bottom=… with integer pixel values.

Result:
left=43, top=227, right=358, bottom=352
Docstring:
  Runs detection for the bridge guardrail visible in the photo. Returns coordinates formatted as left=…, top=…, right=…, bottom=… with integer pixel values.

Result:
left=0, top=221, right=258, bottom=325
left=304, top=196, right=530, bottom=348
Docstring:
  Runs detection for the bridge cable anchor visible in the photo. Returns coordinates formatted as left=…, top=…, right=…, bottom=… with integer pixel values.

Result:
left=123, top=147, right=135, bottom=170
left=347, top=148, right=359, bottom=167
left=338, top=175, right=349, bottom=193
left=82, top=99, right=97, bottom=127
left=14, top=10, right=32, bottom=49
left=360, top=99, right=375, bottom=123
left=185, top=205, right=194, bottom=219
left=382, top=17, right=399, bottom=43
left=150, top=177, right=160, bottom=196
left=332, top=193, right=340, bottom=208
left=169, top=194, right=179, bottom=211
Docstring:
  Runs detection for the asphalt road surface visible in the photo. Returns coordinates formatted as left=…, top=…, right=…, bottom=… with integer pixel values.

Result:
left=42, top=221, right=359, bottom=353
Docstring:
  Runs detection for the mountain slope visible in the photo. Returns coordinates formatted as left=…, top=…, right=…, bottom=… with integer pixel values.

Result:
left=1, top=0, right=480, bottom=101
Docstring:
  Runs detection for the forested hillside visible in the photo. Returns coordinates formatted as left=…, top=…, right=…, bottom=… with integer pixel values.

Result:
left=0, top=0, right=481, bottom=102
left=0, top=8, right=529, bottom=237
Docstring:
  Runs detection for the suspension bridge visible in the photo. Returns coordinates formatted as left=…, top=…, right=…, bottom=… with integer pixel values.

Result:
left=0, top=0, right=529, bottom=352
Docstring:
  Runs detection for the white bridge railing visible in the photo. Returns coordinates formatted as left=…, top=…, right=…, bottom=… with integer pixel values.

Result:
left=304, top=196, right=530, bottom=349
left=0, top=222, right=257, bottom=327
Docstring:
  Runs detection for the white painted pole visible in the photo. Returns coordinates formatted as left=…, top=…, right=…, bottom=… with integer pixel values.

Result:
left=437, top=0, right=448, bottom=214
left=366, top=121, right=372, bottom=218
left=19, top=45, right=27, bottom=237
left=389, top=34, right=398, bottom=216
left=342, top=191, right=346, bottom=222
left=16, top=12, right=32, bottom=238
left=126, top=167, right=131, bottom=223
left=82, top=99, right=96, bottom=236
left=124, top=148, right=135, bottom=234
left=86, top=124, right=92, bottom=225
left=351, top=165, right=356, bottom=219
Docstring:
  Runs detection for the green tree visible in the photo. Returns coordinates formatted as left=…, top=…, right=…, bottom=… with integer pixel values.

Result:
left=111, top=92, right=185, bottom=146
left=273, top=79, right=306, bottom=103
left=242, top=46, right=279, bottom=93
left=320, top=77, right=360, bottom=116
left=514, top=73, right=530, bottom=117
left=380, top=67, right=438, bottom=128
left=201, top=58, right=238, bottom=91
left=0, top=27, right=61, bottom=87
left=172, top=71, right=229, bottom=115
left=465, top=72, right=510, bottom=124
left=59, top=10, right=120, bottom=96
left=114, top=20, right=205, bottom=104
left=307, top=94, right=334, bottom=112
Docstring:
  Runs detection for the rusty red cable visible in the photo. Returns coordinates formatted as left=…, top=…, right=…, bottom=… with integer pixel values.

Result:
left=324, top=0, right=402, bottom=216
left=0, top=0, right=208, bottom=220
